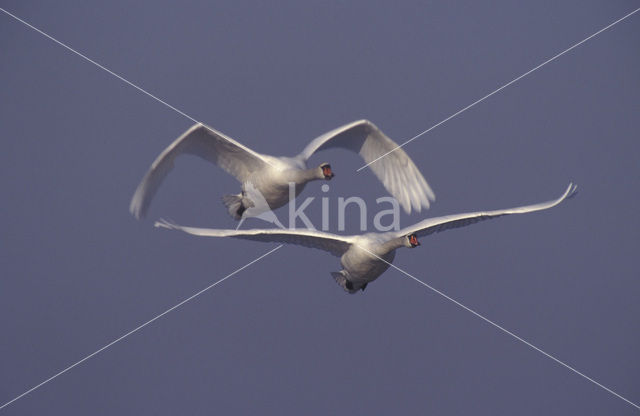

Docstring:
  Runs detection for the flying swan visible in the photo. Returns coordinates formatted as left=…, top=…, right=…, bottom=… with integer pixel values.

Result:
left=155, top=183, right=577, bottom=293
left=130, top=120, right=435, bottom=220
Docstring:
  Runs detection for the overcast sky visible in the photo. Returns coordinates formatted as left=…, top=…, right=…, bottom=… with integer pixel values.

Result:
left=1, top=1, right=639, bottom=414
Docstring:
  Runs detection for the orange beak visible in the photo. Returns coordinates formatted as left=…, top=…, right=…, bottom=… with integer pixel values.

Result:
left=322, top=165, right=334, bottom=180
left=409, top=234, right=420, bottom=247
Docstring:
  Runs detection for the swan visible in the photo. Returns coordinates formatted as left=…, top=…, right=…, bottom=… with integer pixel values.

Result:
left=130, top=120, right=435, bottom=220
left=155, top=183, right=577, bottom=293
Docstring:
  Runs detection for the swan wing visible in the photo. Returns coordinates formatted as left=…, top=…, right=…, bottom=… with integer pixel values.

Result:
left=299, top=120, right=435, bottom=214
left=155, top=220, right=354, bottom=257
left=130, top=123, right=271, bottom=219
left=398, top=183, right=577, bottom=238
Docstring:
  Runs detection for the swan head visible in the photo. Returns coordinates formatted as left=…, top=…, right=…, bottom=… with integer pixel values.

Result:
left=406, top=233, right=420, bottom=248
left=319, top=163, right=334, bottom=180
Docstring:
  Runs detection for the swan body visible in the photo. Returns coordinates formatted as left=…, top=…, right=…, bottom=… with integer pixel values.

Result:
left=156, top=183, right=577, bottom=293
left=130, top=120, right=435, bottom=221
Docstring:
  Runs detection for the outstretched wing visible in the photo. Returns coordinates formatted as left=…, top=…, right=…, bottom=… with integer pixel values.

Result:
left=298, top=120, right=435, bottom=214
left=397, top=183, right=577, bottom=238
left=155, top=220, right=354, bottom=257
left=130, top=123, right=271, bottom=219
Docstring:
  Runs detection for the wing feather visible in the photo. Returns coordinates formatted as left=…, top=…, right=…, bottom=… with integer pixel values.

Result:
left=299, top=120, right=435, bottom=214
left=155, top=220, right=354, bottom=257
left=130, top=123, right=270, bottom=219
left=397, top=183, right=578, bottom=238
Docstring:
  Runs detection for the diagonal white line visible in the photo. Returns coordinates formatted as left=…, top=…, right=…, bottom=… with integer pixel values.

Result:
left=357, top=7, right=640, bottom=172
left=0, top=8, right=282, bottom=171
left=354, top=243, right=640, bottom=411
left=0, top=244, right=283, bottom=411
left=3, top=2, right=638, bottom=412
left=0, top=7, right=200, bottom=124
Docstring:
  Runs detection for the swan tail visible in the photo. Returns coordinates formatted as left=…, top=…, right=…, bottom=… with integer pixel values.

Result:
left=222, top=194, right=243, bottom=220
left=331, top=271, right=358, bottom=294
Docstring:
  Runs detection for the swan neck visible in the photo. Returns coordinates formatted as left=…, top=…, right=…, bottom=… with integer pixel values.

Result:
left=379, top=236, right=406, bottom=254
left=301, top=167, right=322, bottom=182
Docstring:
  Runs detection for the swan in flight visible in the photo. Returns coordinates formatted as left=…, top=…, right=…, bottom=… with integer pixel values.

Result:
left=155, top=183, right=577, bottom=293
left=130, top=120, right=434, bottom=220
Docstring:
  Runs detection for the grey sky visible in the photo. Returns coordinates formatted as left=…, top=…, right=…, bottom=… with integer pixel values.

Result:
left=1, top=1, right=639, bottom=414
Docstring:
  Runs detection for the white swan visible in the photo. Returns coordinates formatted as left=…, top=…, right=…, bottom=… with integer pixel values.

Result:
left=130, top=120, right=435, bottom=220
left=155, top=183, right=577, bottom=293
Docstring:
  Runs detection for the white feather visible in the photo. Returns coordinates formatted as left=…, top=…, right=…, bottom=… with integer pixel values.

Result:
left=155, top=183, right=577, bottom=293
left=299, top=120, right=435, bottom=214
